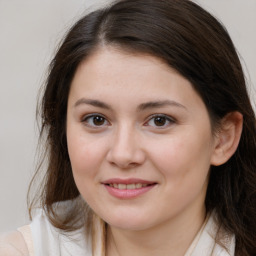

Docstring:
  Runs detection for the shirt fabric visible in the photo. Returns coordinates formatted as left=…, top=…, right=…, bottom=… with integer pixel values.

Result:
left=17, top=209, right=235, bottom=256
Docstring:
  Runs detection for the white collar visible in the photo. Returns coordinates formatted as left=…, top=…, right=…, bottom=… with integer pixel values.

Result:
left=185, top=212, right=235, bottom=256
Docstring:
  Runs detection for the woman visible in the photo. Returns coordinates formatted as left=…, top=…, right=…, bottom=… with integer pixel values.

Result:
left=1, top=0, right=256, bottom=255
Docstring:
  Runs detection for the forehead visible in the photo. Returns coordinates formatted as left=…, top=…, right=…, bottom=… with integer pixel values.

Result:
left=75, top=46, right=174, bottom=84
left=69, top=46, right=206, bottom=113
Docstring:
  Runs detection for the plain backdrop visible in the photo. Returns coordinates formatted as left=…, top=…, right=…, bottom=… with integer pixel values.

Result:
left=0, top=0, right=255, bottom=232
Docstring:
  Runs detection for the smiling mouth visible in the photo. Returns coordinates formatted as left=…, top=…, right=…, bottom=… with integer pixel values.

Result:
left=102, top=178, right=157, bottom=199
left=107, top=183, right=153, bottom=190
left=102, top=179, right=157, bottom=199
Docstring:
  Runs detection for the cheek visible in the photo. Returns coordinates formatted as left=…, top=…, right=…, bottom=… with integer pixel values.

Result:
left=149, top=133, right=212, bottom=212
left=67, top=130, right=104, bottom=180
left=149, top=130, right=213, bottom=183
left=67, top=134, right=103, bottom=204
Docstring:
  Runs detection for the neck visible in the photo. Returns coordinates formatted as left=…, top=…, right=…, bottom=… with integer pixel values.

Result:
left=106, top=206, right=206, bottom=256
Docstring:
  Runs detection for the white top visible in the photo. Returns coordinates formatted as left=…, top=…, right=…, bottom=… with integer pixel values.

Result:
left=1, top=209, right=235, bottom=256
left=19, top=209, right=92, bottom=256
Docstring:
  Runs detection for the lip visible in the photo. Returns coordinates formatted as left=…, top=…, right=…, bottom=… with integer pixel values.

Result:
left=102, top=178, right=157, bottom=199
left=102, top=178, right=156, bottom=185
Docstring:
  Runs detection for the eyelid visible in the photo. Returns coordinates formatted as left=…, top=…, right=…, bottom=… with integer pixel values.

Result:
left=144, top=114, right=176, bottom=128
left=80, top=113, right=176, bottom=129
left=81, top=113, right=110, bottom=128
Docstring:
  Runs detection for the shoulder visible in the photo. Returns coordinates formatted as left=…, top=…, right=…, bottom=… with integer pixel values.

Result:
left=0, top=231, right=29, bottom=256
left=207, top=212, right=236, bottom=255
left=29, top=203, right=92, bottom=255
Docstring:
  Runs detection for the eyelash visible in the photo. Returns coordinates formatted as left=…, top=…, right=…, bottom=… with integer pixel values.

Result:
left=81, top=114, right=176, bottom=129
left=144, top=114, right=176, bottom=128
left=81, top=114, right=110, bottom=128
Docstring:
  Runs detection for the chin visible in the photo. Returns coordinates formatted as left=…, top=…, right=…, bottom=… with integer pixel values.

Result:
left=102, top=212, right=153, bottom=231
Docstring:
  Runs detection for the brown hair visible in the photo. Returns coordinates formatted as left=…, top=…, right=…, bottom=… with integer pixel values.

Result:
left=29, top=0, right=256, bottom=255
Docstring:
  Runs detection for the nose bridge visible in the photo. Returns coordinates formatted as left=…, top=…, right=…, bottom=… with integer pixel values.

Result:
left=107, top=122, right=145, bottom=168
left=113, top=122, right=137, bottom=158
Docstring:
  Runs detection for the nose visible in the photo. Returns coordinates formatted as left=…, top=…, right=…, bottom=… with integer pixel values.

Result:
left=106, top=125, right=146, bottom=169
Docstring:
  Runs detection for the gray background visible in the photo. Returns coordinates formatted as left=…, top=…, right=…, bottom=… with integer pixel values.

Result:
left=0, top=0, right=255, bottom=232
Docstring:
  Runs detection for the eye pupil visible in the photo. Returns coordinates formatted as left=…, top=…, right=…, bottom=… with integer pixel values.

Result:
left=154, top=116, right=166, bottom=126
left=93, top=116, right=105, bottom=126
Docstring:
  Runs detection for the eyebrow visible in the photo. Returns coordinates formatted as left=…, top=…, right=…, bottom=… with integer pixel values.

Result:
left=74, top=98, right=112, bottom=110
left=137, top=100, right=187, bottom=111
left=74, top=98, right=187, bottom=111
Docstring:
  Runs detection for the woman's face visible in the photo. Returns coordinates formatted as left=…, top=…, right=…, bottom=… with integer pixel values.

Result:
left=66, top=47, right=218, bottom=231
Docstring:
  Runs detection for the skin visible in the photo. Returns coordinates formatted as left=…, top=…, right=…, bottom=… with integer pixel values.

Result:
left=66, top=47, right=233, bottom=256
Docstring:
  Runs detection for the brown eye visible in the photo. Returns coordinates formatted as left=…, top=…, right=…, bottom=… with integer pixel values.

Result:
left=93, top=116, right=105, bottom=126
left=154, top=116, right=167, bottom=126
left=146, top=114, right=175, bottom=128
left=82, top=114, right=109, bottom=127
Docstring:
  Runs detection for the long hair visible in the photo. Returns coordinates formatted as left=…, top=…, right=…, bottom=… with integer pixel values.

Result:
left=29, top=0, right=256, bottom=255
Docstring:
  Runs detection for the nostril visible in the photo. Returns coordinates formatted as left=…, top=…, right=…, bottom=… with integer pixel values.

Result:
left=109, top=161, right=138, bottom=169
left=127, top=162, right=138, bottom=168
left=106, top=141, right=146, bottom=169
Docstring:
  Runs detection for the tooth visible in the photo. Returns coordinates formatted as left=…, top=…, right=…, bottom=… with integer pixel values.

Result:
left=142, top=184, right=148, bottom=187
left=127, top=184, right=136, bottom=189
left=113, top=184, right=118, bottom=188
left=136, top=183, right=142, bottom=188
left=109, top=184, right=113, bottom=187
left=118, top=184, right=126, bottom=190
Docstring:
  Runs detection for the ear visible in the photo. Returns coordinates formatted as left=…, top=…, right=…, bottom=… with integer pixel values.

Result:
left=211, top=111, right=243, bottom=166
